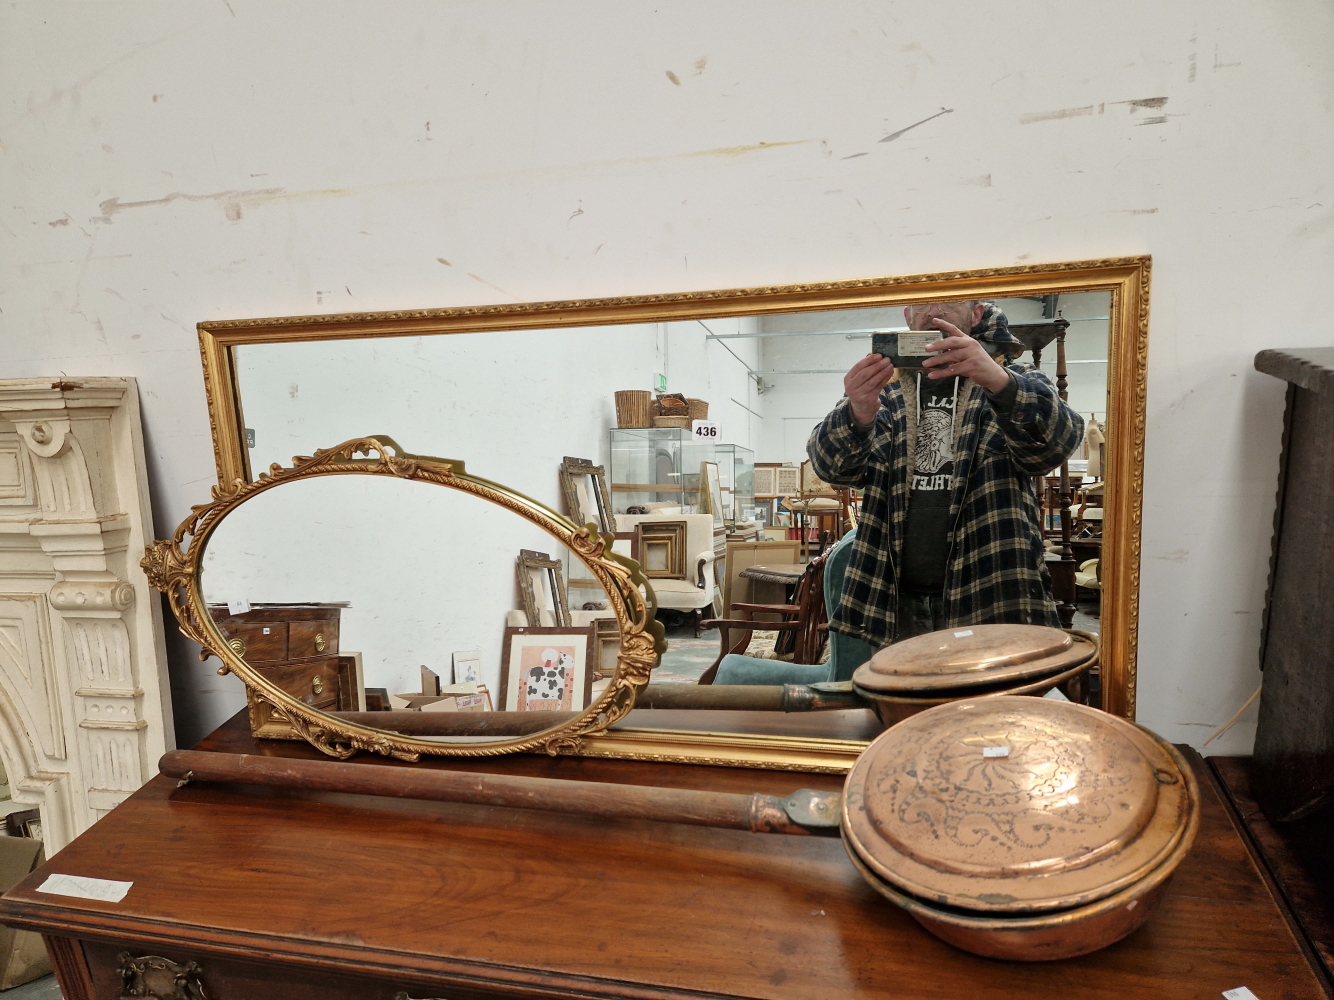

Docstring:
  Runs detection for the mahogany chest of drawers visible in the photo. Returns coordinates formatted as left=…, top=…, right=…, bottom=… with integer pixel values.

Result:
left=206, top=604, right=358, bottom=713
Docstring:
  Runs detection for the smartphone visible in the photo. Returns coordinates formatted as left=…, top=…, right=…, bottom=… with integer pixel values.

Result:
left=870, top=332, right=941, bottom=369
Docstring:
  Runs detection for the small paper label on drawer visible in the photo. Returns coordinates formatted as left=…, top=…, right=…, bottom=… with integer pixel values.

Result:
left=37, top=874, right=132, bottom=903
left=953, top=630, right=974, bottom=638
left=982, top=747, right=1010, bottom=758
left=1222, top=989, right=1260, bottom=1000
left=227, top=599, right=251, bottom=615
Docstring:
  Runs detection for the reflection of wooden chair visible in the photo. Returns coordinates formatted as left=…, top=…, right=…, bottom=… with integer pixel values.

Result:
left=721, top=539, right=801, bottom=620
left=696, top=549, right=830, bottom=684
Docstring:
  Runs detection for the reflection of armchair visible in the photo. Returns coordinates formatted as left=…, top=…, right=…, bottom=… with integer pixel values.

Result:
left=1074, top=558, right=1102, bottom=592
left=614, top=512, right=716, bottom=634
left=701, top=530, right=877, bottom=685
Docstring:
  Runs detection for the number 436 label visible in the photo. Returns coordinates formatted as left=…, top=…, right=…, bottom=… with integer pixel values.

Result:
left=691, top=421, right=718, bottom=440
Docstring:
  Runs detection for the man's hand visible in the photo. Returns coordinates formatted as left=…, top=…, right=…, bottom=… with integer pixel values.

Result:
left=921, top=318, right=1011, bottom=393
left=845, top=354, right=896, bottom=427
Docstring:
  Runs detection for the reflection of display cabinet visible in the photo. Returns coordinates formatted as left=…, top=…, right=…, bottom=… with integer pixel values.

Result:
left=713, top=444, right=755, bottom=520
left=608, top=428, right=716, bottom=514
left=208, top=603, right=360, bottom=714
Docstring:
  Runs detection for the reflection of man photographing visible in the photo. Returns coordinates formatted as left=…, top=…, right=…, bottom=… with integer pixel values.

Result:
left=808, top=300, right=1082, bottom=650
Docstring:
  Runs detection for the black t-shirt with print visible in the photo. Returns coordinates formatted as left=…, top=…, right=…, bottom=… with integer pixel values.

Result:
left=901, top=373, right=961, bottom=593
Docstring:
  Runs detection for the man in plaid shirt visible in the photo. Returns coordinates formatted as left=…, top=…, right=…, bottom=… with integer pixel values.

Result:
left=807, top=300, right=1083, bottom=652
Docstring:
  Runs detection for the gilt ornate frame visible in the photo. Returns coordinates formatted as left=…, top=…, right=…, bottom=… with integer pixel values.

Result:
left=141, top=436, right=665, bottom=762
left=194, top=257, right=1149, bottom=766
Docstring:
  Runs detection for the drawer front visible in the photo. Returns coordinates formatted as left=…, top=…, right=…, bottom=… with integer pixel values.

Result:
left=256, top=658, right=341, bottom=710
left=288, top=618, right=339, bottom=659
left=80, top=941, right=510, bottom=1000
left=217, top=622, right=288, bottom=662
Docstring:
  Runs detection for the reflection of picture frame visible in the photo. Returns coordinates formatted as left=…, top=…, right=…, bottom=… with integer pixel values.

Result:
left=6, top=808, right=41, bottom=840
left=593, top=617, right=619, bottom=679
left=610, top=531, right=640, bottom=563
left=559, top=456, right=614, bottom=532
left=451, top=649, right=484, bottom=685
left=753, top=464, right=778, bottom=496
left=700, top=461, right=725, bottom=530
left=635, top=519, right=687, bottom=579
left=774, top=466, right=800, bottom=496
left=516, top=549, right=571, bottom=628
left=499, top=625, right=595, bottom=712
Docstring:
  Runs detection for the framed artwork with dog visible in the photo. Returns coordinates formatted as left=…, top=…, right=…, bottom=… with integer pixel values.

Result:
left=499, top=625, right=596, bottom=712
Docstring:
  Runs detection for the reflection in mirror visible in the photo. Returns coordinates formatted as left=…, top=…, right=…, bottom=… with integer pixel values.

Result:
left=198, top=473, right=617, bottom=743
left=229, top=293, right=1110, bottom=709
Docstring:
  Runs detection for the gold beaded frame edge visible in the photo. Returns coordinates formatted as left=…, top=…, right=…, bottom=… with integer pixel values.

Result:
left=141, top=436, right=666, bottom=762
left=192, top=256, right=1149, bottom=759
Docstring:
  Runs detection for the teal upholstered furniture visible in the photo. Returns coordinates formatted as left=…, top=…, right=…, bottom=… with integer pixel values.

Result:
left=711, top=529, right=877, bottom=685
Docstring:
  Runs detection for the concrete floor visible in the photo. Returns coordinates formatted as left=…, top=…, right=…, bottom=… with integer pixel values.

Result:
left=3, top=975, right=60, bottom=998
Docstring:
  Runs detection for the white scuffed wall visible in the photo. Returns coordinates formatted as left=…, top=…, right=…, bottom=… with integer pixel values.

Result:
left=2, top=1, right=1331, bottom=750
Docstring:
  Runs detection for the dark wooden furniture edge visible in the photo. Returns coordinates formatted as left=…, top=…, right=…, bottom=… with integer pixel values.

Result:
left=1204, top=754, right=1334, bottom=998
left=3, top=876, right=750, bottom=1000
left=1255, top=347, right=1334, bottom=395
left=43, top=934, right=96, bottom=1000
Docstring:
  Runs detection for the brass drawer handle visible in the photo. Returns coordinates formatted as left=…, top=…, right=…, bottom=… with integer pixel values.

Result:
left=311, top=675, right=324, bottom=695
left=228, top=638, right=246, bottom=658
left=314, top=632, right=326, bottom=652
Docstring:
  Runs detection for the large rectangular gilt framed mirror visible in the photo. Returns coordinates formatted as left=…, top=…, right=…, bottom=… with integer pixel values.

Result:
left=197, top=256, right=1148, bottom=771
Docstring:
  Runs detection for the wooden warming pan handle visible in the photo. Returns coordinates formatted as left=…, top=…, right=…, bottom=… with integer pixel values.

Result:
left=158, top=750, right=842, bottom=837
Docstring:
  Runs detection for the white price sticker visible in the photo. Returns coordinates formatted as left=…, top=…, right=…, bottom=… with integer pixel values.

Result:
left=982, top=747, right=1010, bottom=758
left=38, top=874, right=133, bottom=903
left=953, top=630, right=974, bottom=638
left=691, top=420, right=718, bottom=440
left=1222, top=989, right=1259, bottom=1000
left=227, top=599, right=251, bottom=615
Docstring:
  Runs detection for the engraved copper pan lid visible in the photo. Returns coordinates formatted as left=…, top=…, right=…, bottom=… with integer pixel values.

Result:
left=840, top=696, right=1192, bottom=914
left=852, top=624, right=1095, bottom=695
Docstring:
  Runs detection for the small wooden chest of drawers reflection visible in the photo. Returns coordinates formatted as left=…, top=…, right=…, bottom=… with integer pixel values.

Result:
left=206, top=603, right=360, bottom=712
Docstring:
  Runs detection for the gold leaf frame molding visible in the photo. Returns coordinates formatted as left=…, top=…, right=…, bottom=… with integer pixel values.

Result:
left=141, top=436, right=666, bottom=763
left=195, top=257, right=1149, bottom=770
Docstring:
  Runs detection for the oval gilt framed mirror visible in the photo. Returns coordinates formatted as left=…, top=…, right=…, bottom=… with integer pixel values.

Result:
left=142, top=436, right=664, bottom=761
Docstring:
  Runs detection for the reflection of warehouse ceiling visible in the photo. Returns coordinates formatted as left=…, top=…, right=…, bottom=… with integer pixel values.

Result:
left=723, top=294, right=1111, bottom=376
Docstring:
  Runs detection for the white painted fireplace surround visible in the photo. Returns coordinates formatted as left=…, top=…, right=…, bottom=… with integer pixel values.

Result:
left=0, top=378, right=173, bottom=853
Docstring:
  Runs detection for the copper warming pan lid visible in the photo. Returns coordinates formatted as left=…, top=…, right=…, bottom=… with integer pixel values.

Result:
left=853, top=624, right=1095, bottom=695
left=840, top=696, right=1193, bottom=915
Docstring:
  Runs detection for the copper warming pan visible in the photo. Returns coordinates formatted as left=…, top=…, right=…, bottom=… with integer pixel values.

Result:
left=850, top=625, right=1099, bottom=726
left=160, top=696, right=1195, bottom=962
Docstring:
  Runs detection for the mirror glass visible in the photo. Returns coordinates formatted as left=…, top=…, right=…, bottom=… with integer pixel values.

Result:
left=225, top=289, right=1113, bottom=744
left=199, top=472, right=618, bottom=743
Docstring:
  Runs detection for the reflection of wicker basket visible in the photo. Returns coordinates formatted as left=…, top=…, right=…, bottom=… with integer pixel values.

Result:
left=615, top=390, right=652, bottom=428
left=657, top=393, right=689, bottom=416
left=686, top=398, right=709, bottom=421
left=653, top=416, right=692, bottom=428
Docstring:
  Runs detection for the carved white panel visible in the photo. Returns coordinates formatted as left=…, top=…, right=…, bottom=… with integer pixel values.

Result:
left=29, top=436, right=96, bottom=518
left=64, top=618, right=133, bottom=688
left=0, top=439, right=34, bottom=506
left=0, top=378, right=173, bottom=851
left=0, top=595, right=63, bottom=759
